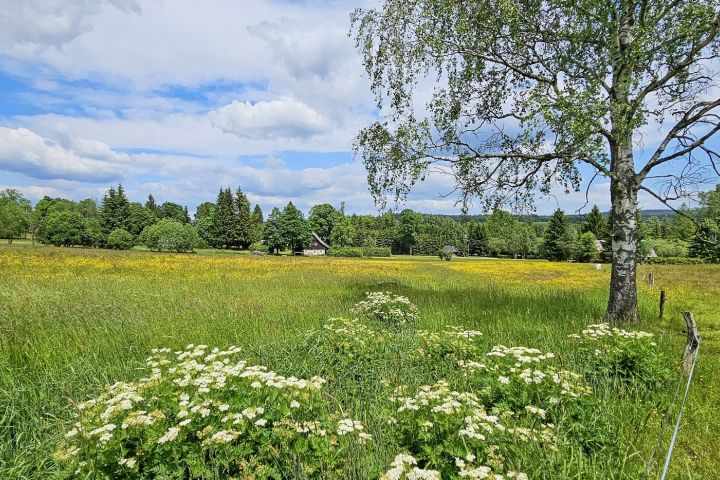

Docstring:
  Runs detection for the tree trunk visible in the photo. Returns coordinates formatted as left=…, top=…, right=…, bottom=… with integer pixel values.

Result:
left=607, top=145, right=639, bottom=322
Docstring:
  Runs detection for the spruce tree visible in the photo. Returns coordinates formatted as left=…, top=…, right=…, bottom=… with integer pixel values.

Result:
left=235, top=188, right=252, bottom=248
left=580, top=205, right=609, bottom=240
left=263, top=207, right=285, bottom=254
left=209, top=188, right=240, bottom=248
left=281, top=202, right=310, bottom=252
left=543, top=209, right=572, bottom=261
left=250, top=204, right=264, bottom=244
left=99, top=184, right=130, bottom=244
left=145, top=194, right=157, bottom=213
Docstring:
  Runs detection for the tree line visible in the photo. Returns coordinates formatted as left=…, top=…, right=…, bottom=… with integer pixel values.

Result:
left=0, top=184, right=719, bottom=262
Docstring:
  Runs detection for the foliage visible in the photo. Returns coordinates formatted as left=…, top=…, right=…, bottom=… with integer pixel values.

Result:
left=327, top=247, right=365, bottom=257
left=573, top=232, right=599, bottom=263
left=690, top=186, right=720, bottom=263
left=249, top=242, right=269, bottom=254
left=362, top=247, right=392, bottom=257
left=36, top=211, right=94, bottom=247
left=99, top=184, right=130, bottom=245
left=54, top=345, right=370, bottom=479
left=126, top=202, right=157, bottom=237
left=157, top=202, right=190, bottom=224
left=263, top=207, right=286, bottom=254
left=351, top=291, right=419, bottom=328
left=0, top=189, right=31, bottom=243
left=580, top=206, right=608, bottom=241
left=438, top=249, right=453, bottom=261
left=640, top=238, right=689, bottom=258
left=569, top=324, right=671, bottom=391
left=309, top=204, right=338, bottom=241
left=106, top=228, right=134, bottom=250
left=139, top=219, right=199, bottom=253
left=208, top=188, right=240, bottom=249
left=543, top=209, right=573, bottom=261
left=281, top=202, right=310, bottom=252
left=330, top=213, right=356, bottom=247
left=646, top=256, right=705, bottom=265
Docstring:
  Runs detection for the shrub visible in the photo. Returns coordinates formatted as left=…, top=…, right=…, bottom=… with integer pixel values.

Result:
left=362, top=246, right=391, bottom=257
left=640, top=238, right=689, bottom=258
left=438, top=249, right=453, bottom=261
left=54, top=345, right=371, bottom=478
left=327, top=247, right=364, bottom=257
left=249, top=242, right=269, bottom=253
left=351, top=291, right=419, bottom=328
left=573, top=232, right=599, bottom=263
left=139, top=219, right=199, bottom=252
left=569, top=323, right=672, bottom=390
left=36, top=211, right=94, bottom=247
left=106, top=228, right=134, bottom=250
left=646, top=256, right=704, bottom=265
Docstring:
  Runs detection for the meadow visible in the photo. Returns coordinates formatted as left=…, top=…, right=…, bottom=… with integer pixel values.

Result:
left=0, top=244, right=718, bottom=479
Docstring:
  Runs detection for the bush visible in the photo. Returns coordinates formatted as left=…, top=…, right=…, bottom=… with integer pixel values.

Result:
left=351, top=291, right=419, bottom=328
left=327, top=247, right=391, bottom=257
left=646, top=256, right=704, bottom=265
left=327, top=247, right=364, bottom=257
left=249, top=242, right=269, bottom=253
left=36, top=211, right=94, bottom=247
left=362, top=246, right=391, bottom=257
left=139, top=219, right=199, bottom=252
left=438, top=249, right=453, bottom=261
left=106, top=228, right=134, bottom=250
left=569, top=323, right=671, bottom=390
left=54, top=345, right=370, bottom=478
left=573, top=232, right=599, bottom=263
left=640, top=238, right=689, bottom=258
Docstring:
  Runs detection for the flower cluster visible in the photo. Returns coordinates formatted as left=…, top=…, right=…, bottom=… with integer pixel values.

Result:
left=55, top=344, right=370, bottom=478
left=569, top=323, right=670, bottom=388
left=415, top=326, right=484, bottom=361
left=321, top=317, right=391, bottom=363
left=351, top=291, right=419, bottom=328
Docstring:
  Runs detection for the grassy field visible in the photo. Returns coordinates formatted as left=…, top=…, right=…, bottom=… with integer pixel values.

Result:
left=0, top=244, right=718, bottom=479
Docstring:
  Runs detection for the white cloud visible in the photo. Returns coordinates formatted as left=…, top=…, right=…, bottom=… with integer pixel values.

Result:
left=0, top=127, right=131, bottom=182
left=0, top=0, right=140, bottom=55
left=209, top=98, right=327, bottom=139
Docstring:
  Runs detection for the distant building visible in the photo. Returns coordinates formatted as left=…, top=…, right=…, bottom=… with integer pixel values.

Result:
left=593, top=239, right=604, bottom=253
left=441, top=245, right=462, bottom=256
left=303, top=232, right=330, bottom=256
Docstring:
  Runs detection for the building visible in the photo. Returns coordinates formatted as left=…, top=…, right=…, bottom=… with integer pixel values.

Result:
left=303, top=232, right=330, bottom=256
left=441, top=245, right=461, bottom=256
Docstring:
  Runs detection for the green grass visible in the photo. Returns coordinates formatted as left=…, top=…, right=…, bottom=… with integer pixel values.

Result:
left=0, top=244, right=718, bottom=478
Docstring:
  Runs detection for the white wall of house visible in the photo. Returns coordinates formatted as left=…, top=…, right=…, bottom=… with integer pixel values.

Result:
left=303, top=249, right=326, bottom=256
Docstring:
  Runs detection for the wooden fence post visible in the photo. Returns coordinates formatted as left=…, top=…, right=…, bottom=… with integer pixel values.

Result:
left=659, top=290, right=666, bottom=319
left=649, top=271, right=655, bottom=288
left=681, top=312, right=699, bottom=375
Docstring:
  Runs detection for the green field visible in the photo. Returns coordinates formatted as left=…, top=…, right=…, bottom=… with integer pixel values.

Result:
left=1, top=244, right=718, bottom=479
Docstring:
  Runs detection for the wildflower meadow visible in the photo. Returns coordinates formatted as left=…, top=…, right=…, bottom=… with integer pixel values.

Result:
left=1, top=245, right=719, bottom=479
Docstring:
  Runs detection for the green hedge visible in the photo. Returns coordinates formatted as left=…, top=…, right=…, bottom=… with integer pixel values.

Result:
left=327, top=247, right=392, bottom=258
left=646, top=257, right=705, bottom=265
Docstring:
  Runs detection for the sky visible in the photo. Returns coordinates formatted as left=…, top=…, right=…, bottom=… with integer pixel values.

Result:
left=0, top=0, right=716, bottom=216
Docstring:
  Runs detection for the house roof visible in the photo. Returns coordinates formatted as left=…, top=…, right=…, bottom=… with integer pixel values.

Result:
left=311, top=232, right=330, bottom=249
left=442, top=245, right=459, bottom=253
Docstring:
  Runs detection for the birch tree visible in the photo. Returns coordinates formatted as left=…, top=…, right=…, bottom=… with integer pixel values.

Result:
left=351, top=0, right=720, bottom=321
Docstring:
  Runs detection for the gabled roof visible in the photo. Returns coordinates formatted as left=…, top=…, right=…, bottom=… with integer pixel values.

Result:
left=442, top=245, right=459, bottom=253
left=311, top=232, right=330, bottom=249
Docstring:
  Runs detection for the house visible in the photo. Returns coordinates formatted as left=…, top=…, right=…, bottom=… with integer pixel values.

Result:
left=593, top=239, right=604, bottom=253
left=303, top=232, right=330, bottom=256
left=441, top=245, right=461, bottom=256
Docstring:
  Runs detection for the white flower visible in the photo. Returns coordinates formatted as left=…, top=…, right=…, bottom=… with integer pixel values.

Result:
left=157, top=427, right=180, bottom=444
left=498, top=376, right=510, bottom=385
left=290, top=400, right=301, bottom=409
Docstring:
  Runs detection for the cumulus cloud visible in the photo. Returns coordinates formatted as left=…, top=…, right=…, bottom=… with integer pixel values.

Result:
left=0, top=0, right=140, bottom=55
left=209, top=98, right=327, bottom=139
left=0, top=127, right=131, bottom=182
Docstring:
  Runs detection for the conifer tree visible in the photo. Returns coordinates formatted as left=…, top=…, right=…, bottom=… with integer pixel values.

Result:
left=543, top=209, right=573, bottom=261
left=209, top=188, right=240, bottom=248
left=235, top=188, right=252, bottom=248
left=99, top=184, right=130, bottom=244
left=580, top=206, right=609, bottom=241
left=145, top=194, right=157, bottom=213
left=250, top=204, right=264, bottom=244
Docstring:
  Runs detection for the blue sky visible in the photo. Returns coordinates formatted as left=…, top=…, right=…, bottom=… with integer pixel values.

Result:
left=0, top=0, right=716, bottom=216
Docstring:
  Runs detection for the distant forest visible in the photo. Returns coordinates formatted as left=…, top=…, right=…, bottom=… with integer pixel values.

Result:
left=0, top=184, right=718, bottom=264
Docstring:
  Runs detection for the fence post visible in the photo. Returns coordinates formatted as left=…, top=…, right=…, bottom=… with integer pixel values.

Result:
left=649, top=271, right=655, bottom=288
left=681, top=312, right=699, bottom=375
left=659, top=290, right=666, bottom=319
